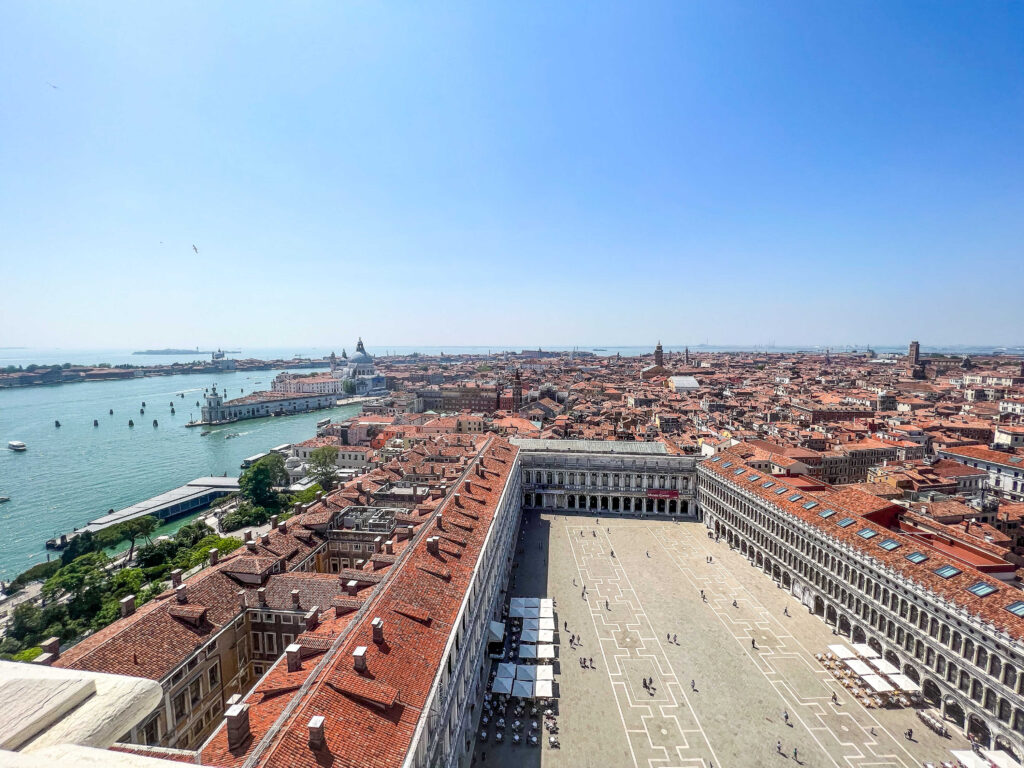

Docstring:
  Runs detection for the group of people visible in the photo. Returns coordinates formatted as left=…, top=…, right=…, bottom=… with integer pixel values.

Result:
left=776, top=740, right=799, bottom=760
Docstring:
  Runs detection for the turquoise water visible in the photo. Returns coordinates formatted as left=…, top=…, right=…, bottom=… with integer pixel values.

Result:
left=0, top=369, right=362, bottom=579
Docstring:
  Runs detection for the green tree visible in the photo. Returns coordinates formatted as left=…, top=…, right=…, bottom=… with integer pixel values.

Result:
left=256, top=453, right=289, bottom=487
left=342, top=379, right=356, bottom=395
left=123, top=516, right=158, bottom=564
left=307, top=446, right=340, bottom=490
left=288, top=484, right=323, bottom=506
left=61, top=531, right=97, bottom=565
left=43, top=553, right=110, bottom=619
left=239, top=462, right=278, bottom=507
left=175, top=520, right=214, bottom=549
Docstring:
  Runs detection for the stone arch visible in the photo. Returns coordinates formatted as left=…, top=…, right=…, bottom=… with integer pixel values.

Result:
left=813, top=596, right=825, bottom=616
left=945, top=697, right=966, bottom=728
left=967, top=712, right=991, bottom=747
left=838, top=614, right=851, bottom=636
left=868, top=636, right=883, bottom=655
left=852, top=625, right=866, bottom=644
left=825, top=604, right=838, bottom=626
left=782, top=571, right=792, bottom=589
left=922, top=678, right=941, bottom=707
left=902, top=663, right=920, bottom=684
left=884, top=649, right=900, bottom=667
left=994, top=735, right=1020, bottom=762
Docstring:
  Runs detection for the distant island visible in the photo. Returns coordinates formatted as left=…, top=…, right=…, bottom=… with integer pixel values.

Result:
left=134, top=350, right=214, bottom=356
left=134, top=349, right=239, bottom=355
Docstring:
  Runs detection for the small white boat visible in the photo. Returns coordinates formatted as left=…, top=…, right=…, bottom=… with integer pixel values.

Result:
left=8, top=441, right=27, bottom=452
left=0, top=496, right=9, bottom=503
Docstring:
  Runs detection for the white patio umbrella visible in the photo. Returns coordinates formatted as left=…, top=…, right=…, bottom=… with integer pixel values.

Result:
left=536, top=644, right=556, bottom=659
left=535, top=665, right=554, bottom=681
left=851, top=643, right=879, bottom=659
left=844, top=659, right=873, bottom=677
left=861, top=674, right=893, bottom=693
left=512, top=679, right=534, bottom=698
left=515, top=665, right=537, bottom=681
left=870, top=658, right=899, bottom=676
left=828, top=644, right=856, bottom=659
left=539, top=617, right=555, bottom=631
left=539, top=604, right=554, bottom=618
left=534, top=680, right=553, bottom=698
left=537, top=629, right=554, bottom=643
left=491, top=676, right=514, bottom=694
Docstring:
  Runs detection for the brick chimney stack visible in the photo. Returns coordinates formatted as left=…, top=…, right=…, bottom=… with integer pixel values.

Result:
left=353, top=646, right=367, bottom=673
left=286, top=643, right=302, bottom=672
left=225, top=704, right=251, bottom=750
left=308, top=716, right=326, bottom=750
left=120, top=594, right=136, bottom=617
left=371, top=617, right=384, bottom=644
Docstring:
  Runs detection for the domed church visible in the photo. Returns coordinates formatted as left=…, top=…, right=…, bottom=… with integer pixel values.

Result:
left=330, top=338, right=386, bottom=394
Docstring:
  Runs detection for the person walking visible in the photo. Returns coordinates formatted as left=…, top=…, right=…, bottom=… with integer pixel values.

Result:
left=646, top=550, right=650, bottom=558
left=733, top=599, right=738, bottom=608
left=690, top=679, right=695, bottom=691
left=776, top=740, right=782, bottom=754
left=783, top=710, right=789, bottom=725
left=589, top=657, right=593, bottom=668
left=673, top=633, right=678, bottom=644
left=793, top=747, right=798, bottom=760
left=643, top=678, right=648, bottom=690
left=752, top=638, right=757, bottom=650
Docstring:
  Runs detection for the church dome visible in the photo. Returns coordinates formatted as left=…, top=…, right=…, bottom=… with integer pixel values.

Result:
left=350, top=337, right=373, bottom=364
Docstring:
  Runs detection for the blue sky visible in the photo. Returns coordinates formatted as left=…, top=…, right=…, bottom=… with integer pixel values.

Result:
left=1, top=1, right=1022, bottom=349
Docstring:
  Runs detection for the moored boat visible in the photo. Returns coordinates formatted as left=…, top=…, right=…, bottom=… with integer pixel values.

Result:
left=0, top=496, right=10, bottom=504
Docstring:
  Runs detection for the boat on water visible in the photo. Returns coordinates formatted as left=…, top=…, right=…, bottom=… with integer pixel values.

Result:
left=224, top=432, right=240, bottom=440
left=200, top=430, right=211, bottom=436
left=0, top=496, right=10, bottom=504
left=8, top=441, right=27, bottom=452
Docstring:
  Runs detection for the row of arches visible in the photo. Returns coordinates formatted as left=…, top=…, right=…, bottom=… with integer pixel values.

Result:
left=523, top=492, right=690, bottom=516
left=704, top=502, right=1024, bottom=758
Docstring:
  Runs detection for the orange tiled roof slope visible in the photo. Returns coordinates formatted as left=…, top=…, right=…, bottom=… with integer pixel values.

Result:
left=200, top=435, right=519, bottom=768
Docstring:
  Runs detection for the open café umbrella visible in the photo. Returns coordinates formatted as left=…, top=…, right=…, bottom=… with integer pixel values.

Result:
left=516, top=665, right=537, bottom=681
left=513, top=679, right=534, bottom=698
left=491, top=676, right=514, bottom=694
left=534, top=680, right=553, bottom=698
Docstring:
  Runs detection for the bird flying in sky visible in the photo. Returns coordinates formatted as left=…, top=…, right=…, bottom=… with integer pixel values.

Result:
left=46, top=82, right=58, bottom=89
left=192, top=244, right=198, bottom=254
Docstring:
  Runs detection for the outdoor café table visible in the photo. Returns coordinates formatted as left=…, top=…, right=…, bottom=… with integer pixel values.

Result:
left=531, top=735, right=538, bottom=746
left=497, top=718, right=506, bottom=728
left=496, top=732, right=504, bottom=743
left=512, top=734, right=521, bottom=744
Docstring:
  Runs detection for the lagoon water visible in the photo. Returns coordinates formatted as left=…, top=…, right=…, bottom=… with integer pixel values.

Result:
left=0, top=368, right=362, bottom=579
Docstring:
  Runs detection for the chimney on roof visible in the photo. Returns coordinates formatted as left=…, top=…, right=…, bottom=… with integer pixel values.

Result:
left=209, top=547, right=219, bottom=566
left=353, top=646, right=367, bottom=674
left=356, top=480, right=364, bottom=491
left=226, top=694, right=241, bottom=708
left=225, top=703, right=251, bottom=750
left=170, top=568, right=183, bottom=587
left=316, top=490, right=324, bottom=501
left=175, top=584, right=188, bottom=604
left=285, top=643, right=302, bottom=673
left=270, top=515, right=279, bottom=528
left=427, top=536, right=440, bottom=555
left=384, top=539, right=394, bottom=554
left=345, top=579, right=359, bottom=596
left=244, top=530, right=253, bottom=542
left=291, top=589, right=301, bottom=609
left=371, top=617, right=384, bottom=644
left=304, top=607, right=320, bottom=631
left=436, top=514, right=444, bottom=530
left=37, top=637, right=60, bottom=664
left=307, top=715, right=326, bottom=751
left=120, top=594, right=136, bottom=618
left=238, top=590, right=247, bottom=610
left=246, top=540, right=257, bottom=552
left=261, top=533, right=271, bottom=546
left=278, top=520, right=288, bottom=534
left=453, top=492, right=462, bottom=507
left=257, top=587, right=267, bottom=606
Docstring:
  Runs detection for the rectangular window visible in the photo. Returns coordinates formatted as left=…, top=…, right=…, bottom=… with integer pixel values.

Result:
left=710, top=456, right=722, bottom=463
left=264, top=633, right=277, bottom=655
left=251, top=632, right=263, bottom=653
left=774, top=486, right=789, bottom=495
left=188, top=678, right=202, bottom=707
left=856, top=528, right=877, bottom=539
left=878, top=538, right=900, bottom=551
left=837, top=517, right=855, bottom=528
left=906, top=551, right=928, bottom=564
left=1006, top=601, right=1024, bottom=618
left=762, top=481, right=775, bottom=488
left=788, top=494, right=802, bottom=502
left=172, top=690, right=188, bottom=722
left=721, top=461, right=733, bottom=468
left=208, top=664, right=220, bottom=689
left=818, top=508, right=836, bottom=519
left=747, top=474, right=760, bottom=482
left=261, top=612, right=274, bottom=623
left=935, top=565, right=961, bottom=579
left=734, top=468, right=745, bottom=476
left=802, top=501, right=818, bottom=510
left=967, top=581, right=997, bottom=597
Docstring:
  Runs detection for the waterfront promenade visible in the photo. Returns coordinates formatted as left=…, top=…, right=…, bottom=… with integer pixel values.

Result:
left=0, top=368, right=363, bottom=579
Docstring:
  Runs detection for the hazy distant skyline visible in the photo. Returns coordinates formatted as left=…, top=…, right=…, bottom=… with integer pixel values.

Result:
left=2, top=2, right=1023, bottom=349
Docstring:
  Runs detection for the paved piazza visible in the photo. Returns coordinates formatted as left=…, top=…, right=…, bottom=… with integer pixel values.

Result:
left=473, top=511, right=972, bottom=768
